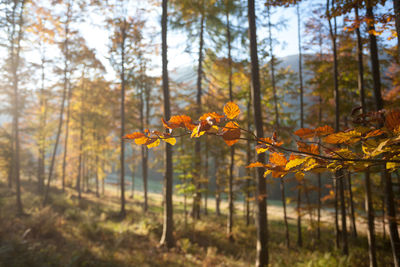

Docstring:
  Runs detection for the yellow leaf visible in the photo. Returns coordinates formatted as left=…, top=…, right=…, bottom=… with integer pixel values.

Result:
left=146, top=138, right=160, bottom=148
left=163, top=137, right=176, bottom=146
left=285, top=157, right=308, bottom=170
left=263, top=170, right=271, bottom=177
left=135, top=136, right=150, bottom=145
left=223, top=102, right=240, bottom=120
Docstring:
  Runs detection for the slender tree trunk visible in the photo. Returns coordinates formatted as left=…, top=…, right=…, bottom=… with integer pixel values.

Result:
left=43, top=2, right=71, bottom=205
left=249, top=0, right=268, bottom=265
left=327, top=0, right=346, bottom=252
left=62, top=83, right=72, bottom=193
left=367, top=2, right=400, bottom=265
left=119, top=19, right=127, bottom=218
left=131, top=158, right=135, bottom=199
left=204, top=139, right=209, bottom=215
left=95, top=136, right=99, bottom=198
left=317, top=173, right=321, bottom=240
left=246, top=95, right=252, bottom=227
left=76, top=117, right=83, bottom=199
left=160, top=0, right=174, bottom=248
left=365, top=170, right=378, bottom=267
left=193, top=7, right=205, bottom=220
left=140, top=90, right=148, bottom=212
left=347, top=172, right=357, bottom=237
left=381, top=177, right=386, bottom=240
left=215, top=154, right=221, bottom=216
left=355, top=5, right=377, bottom=266
left=384, top=170, right=400, bottom=267
left=10, top=0, right=25, bottom=214
left=393, top=0, right=400, bottom=56
left=281, top=178, right=289, bottom=248
left=38, top=51, right=47, bottom=194
left=226, top=7, right=234, bottom=242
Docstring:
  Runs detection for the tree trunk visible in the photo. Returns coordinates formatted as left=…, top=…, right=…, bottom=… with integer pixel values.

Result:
left=61, top=83, right=72, bottom=193
left=338, top=170, right=348, bottom=254
left=249, top=0, right=268, bottom=265
left=246, top=95, right=252, bottom=227
left=226, top=7, right=234, bottom=242
left=317, top=173, right=321, bottom=241
left=281, top=178, right=290, bottom=248
left=215, top=154, right=221, bottom=216
left=367, top=2, right=400, bottom=265
left=119, top=19, right=127, bottom=218
left=327, top=0, right=346, bottom=252
left=139, top=69, right=148, bottom=212
left=384, top=170, right=400, bottom=267
left=76, top=119, right=83, bottom=199
left=355, top=5, right=377, bottom=265
left=38, top=51, right=47, bottom=194
left=393, top=0, right=400, bottom=56
left=159, top=0, right=174, bottom=248
left=192, top=7, right=205, bottom=220
left=10, top=0, right=25, bottom=214
left=43, top=2, right=71, bottom=205
left=365, top=170, right=378, bottom=267
left=346, top=172, right=357, bottom=237
left=204, top=139, right=209, bottom=215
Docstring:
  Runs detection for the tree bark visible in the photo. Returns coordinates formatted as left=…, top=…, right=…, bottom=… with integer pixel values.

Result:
left=192, top=6, right=205, bottom=220
left=248, top=0, right=268, bottom=265
left=226, top=7, right=234, bottom=242
left=365, top=170, right=378, bottom=267
left=43, top=1, right=71, bottom=205
left=246, top=95, right=252, bottom=227
left=356, top=5, right=377, bottom=265
left=61, top=82, right=72, bottom=193
left=119, top=19, right=127, bottom=218
left=10, top=0, right=25, bottom=214
left=367, top=2, right=400, bottom=265
left=160, top=0, right=174, bottom=248
left=346, top=172, right=357, bottom=237
left=327, top=0, right=346, bottom=252
left=393, top=0, right=400, bottom=56
left=140, top=72, right=148, bottom=212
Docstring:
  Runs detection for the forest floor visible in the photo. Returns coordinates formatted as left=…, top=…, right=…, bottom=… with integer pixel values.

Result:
left=0, top=179, right=394, bottom=267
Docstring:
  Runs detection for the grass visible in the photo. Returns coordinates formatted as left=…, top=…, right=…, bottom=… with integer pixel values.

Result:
left=0, top=179, right=394, bottom=266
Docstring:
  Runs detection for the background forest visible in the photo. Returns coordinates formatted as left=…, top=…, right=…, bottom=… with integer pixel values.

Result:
left=0, top=0, right=400, bottom=266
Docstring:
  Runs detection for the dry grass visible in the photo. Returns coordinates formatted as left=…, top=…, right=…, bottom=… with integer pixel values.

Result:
left=0, top=179, right=394, bottom=267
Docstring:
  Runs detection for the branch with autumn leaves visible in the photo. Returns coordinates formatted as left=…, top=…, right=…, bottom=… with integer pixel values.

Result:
left=124, top=102, right=400, bottom=179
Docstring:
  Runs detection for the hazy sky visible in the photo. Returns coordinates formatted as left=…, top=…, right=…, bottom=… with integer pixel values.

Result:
left=79, top=1, right=307, bottom=80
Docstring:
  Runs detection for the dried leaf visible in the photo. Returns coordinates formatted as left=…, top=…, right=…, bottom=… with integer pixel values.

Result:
left=221, top=121, right=240, bottom=146
left=294, top=128, right=315, bottom=139
left=223, top=102, right=240, bottom=120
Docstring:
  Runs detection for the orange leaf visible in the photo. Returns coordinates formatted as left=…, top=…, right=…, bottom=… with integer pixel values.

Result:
left=385, top=110, right=400, bottom=133
left=124, top=132, right=146, bottom=140
left=246, top=162, right=266, bottom=168
left=315, top=125, right=334, bottom=136
left=162, top=115, right=196, bottom=130
left=364, top=129, right=385, bottom=139
left=199, top=112, right=225, bottom=123
left=221, top=121, right=240, bottom=146
left=223, top=102, right=240, bottom=120
left=294, top=128, right=315, bottom=139
left=297, top=142, right=319, bottom=155
left=269, top=152, right=287, bottom=166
